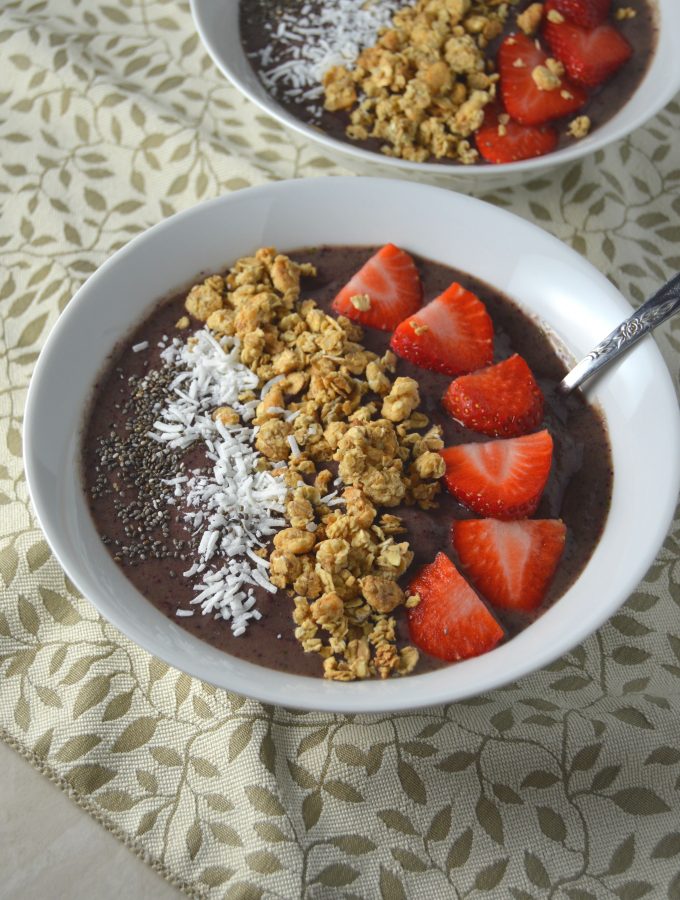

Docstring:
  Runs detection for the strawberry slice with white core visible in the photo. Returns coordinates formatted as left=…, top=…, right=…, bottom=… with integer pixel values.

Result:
left=440, top=430, right=554, bottom=520
left=331, top=243, right=422, bottom=331
left=452, top=518, right=567, bottom=612
left=390, top=282, right=494, bottom=376
left=407, top=552, right=504, bottom=662
left=498, top=32, right=588, bottom=125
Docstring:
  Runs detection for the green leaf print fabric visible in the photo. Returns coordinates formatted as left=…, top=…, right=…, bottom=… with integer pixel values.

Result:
left=1, top=1, right=680, bottom=897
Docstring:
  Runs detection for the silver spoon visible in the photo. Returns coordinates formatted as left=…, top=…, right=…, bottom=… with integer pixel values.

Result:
left=558, top=272, right=680, bottom=395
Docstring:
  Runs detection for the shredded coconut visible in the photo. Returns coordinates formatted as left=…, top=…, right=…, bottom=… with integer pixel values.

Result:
left=150, top=328, right=287, bottom=634
left=132, top=340, right=149, bottom=352
left=244, top=0, right=403, bottom=122
left=287, top=434, right=301, bottom=457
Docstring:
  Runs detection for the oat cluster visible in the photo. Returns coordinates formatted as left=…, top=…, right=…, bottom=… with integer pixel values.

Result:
left=322, top=0, right=521, bottom=163
left=183, top=248, right=446, bottom=680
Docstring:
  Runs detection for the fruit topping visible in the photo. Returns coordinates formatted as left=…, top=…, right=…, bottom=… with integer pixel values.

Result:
left=440, top=430, right=554, bottom=520
left=551, top=0, right=611, bottom=30
left=331, top=243, right=422, bottom=331
left=498, top=32, right=588, bottom=125
left=476, top=103, right=558, bottom=164
left=407, top=552, right=504, bottom=661
left=544, top=1, right=633, bottom=87
left=390, top=282, right=494, bottom=376
left=452, top=518, right=567, bottom=612
left=442, top=353, right=544, bottom=437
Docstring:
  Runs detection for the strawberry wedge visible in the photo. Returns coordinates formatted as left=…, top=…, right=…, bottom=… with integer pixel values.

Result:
left=552, top=0, right=611, bottom=29
left=390, top=282, right=494, bottom=376
left=407, top=552, right=504, bottom=662
left=452, top=519, right=567, bottom=612
left=499, top=33, right=587, bottom=125
left=442, top=354, right=544, bottom=438
left=543, top=1, right=632, bottom=88
left=476, top=103, right=558, bottom=165
left=331, top=243, right=422, bottom=331
left=440, top=430, right=554, bottom=520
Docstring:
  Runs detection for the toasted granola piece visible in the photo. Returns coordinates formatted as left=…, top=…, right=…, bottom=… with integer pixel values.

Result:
left=256, top=384, right=286, bottom=421
left=323, top=65, right=358, bottom=111
left=185, top=277, right=224, bottom=321
left=453, top=89, right=491, bottom=136
left=397, top=645, right=420, bottom=675
left=206, top=308, right=236, bottom=335
left=310, top=592, right=345, bottom=624
left=212, top=406, right=240, bottom=426
left=273, top=348, right=304, bottom=374
left=315, top=538, right=350, bottom=573
left=361, top=575, right=405, bottom=613
left=269, top=549, right=303, bottom=588
left=234, top=291, right=280, bottom=333
left=413, top=450, right=447, bottom=479
left=366, top=360, right=392, bottom=396
left=240, top=329, right=266, bottom=370
left=444, top=35, right=484, bottom=74
left=374, top=640, right=400, bottom=678
left=517, top=2, right=543, bottom=35
left=255, top=418, right=292, bottom=460
left=293, top=561, right=324, bottom=600
left=271, top=255, right=304, bottom=294
left=382, top=377, right=420, bottom=423
left=376, top=540, right=413, bottom=578
left=273, top=527, right=317, bottom=555
left=175, top=315, right=190, bottom=330
left=344, top=487, right=377, bottom=529
left=532, top=64, right=561, bottom=92
left=286, top=496, right=314, bottom=529
left=362, top=464, right=406, bottom=507
left=568, top=115, right=591, bottom=139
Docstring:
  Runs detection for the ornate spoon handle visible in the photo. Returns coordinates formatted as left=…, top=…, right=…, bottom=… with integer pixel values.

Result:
left=558, top=271, right=680, bottom=395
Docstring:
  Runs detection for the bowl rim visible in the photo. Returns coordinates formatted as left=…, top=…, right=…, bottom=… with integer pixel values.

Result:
left=189, top=0, right=679, bottom=178
left=23, top=177, right=680, bottom=713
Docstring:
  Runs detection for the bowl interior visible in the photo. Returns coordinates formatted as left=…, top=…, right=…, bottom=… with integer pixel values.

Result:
left=24, top=178, right=680, bottom=713
left=189, top=0, right=680, bottom=179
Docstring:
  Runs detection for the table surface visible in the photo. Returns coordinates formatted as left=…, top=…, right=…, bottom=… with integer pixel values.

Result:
left=0, top=741, right=180, bottom=899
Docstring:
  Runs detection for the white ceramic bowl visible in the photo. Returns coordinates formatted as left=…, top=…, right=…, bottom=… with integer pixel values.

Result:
left=190, top=0, right=680, bottom=182
left=24, top=178, right=680, bottom=713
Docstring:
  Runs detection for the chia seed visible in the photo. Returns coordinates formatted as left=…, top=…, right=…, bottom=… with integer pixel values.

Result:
left=88, top=359, right=192, bottom=564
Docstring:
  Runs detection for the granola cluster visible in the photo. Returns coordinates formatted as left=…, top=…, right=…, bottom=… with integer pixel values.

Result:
left=183, top=248, right=445, bottom=680
left=322, top=0, right=521, bottom=163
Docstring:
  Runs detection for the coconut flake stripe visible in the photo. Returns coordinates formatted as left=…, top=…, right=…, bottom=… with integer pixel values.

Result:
left=245, top=0, right=403, bottom=120
left=148, top=329, right=287, bottom=635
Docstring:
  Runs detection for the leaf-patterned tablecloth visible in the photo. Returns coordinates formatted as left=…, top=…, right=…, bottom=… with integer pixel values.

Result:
left=1, top=1, right=680, bottom=897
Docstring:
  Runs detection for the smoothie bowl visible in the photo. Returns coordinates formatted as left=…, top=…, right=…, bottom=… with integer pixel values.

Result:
left=190, top=0, right=680, bottom=181
left=24, top=178, right=680, bottom=713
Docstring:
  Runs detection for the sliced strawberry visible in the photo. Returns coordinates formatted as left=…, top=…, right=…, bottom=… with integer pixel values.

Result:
left=407, top=552, right=504, bottom=661
left=552, top=0, right=611, bottom=30
left=498, top=32, right=588, bottom=125
left=442, top=353, right=544, bottom=438
left=452, top=518, right=567, bottom=612
left=544, top=1, right=632, bottom=87
left=331, top=243, right=422, bottom=331
left=476, top=103, right=558, bottom=164
left=390, top=282, right=494, bottom=376
left=440, top=430, right=553, bottom=520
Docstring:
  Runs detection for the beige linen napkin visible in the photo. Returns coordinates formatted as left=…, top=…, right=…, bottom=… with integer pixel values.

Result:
left=1, top=1, right=680, bottom=896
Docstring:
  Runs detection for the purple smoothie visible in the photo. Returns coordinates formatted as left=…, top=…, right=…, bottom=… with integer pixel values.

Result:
left=239, top=0, right=658, bottom=164
left=82, top=246, right=612, bottom=677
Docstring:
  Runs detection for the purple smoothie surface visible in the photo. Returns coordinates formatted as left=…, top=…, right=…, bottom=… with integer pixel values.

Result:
left=82, top=246, right=612, bottom=677
left=239, top=0, right=658, bottom=165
